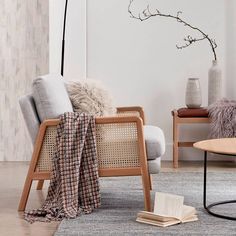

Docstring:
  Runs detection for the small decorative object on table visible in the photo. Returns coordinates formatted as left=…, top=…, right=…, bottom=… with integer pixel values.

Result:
left=208, top=60, right=222, bottom=105
left=185, top=78, right=202, bottom=109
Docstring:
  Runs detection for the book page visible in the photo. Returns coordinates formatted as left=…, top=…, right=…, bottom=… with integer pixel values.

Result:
left=181, top=215, right=198, bottom=223
left=136, top=217, right=181, bottom=228
left=138, top=211, right=176, bottom=222
left=154, top=192, right=184, bottom=220
left=181, top=205, right=196, bottom=220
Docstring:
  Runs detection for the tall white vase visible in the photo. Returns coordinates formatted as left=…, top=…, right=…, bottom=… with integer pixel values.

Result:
left=208, top=60, right=222, bottom=105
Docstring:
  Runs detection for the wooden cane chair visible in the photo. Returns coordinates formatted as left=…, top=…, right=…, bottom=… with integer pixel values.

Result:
left=18, top=107, right=152, bottom=212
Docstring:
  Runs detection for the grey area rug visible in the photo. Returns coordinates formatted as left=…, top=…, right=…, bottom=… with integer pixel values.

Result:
left=55, top=172, right=236, bottom=236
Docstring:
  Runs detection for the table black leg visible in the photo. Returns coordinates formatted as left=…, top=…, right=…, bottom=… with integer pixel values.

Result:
left=203, top=151, right=236, bottom=220
left=203, top=151, right=207, bottom=209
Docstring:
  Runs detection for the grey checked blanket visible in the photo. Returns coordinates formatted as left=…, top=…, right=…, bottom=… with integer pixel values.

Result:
left=25, top=112, right=101, bottom=223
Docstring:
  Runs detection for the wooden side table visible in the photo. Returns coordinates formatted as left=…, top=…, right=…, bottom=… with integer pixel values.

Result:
left=172, top=108, right=210, bottom=168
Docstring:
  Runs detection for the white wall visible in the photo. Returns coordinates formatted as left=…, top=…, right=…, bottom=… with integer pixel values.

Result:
left=50, top=0, right=236, bottom=161
left=225, top=0, right=236, bottom=100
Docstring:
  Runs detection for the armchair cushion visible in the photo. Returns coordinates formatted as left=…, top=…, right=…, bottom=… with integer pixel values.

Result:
left=148, top=158, right=161, bottom=174
left=66, top=79, right=116, bottom=117
left=19, top=94, right=40, bottom=144
left=144, top=125, right=165, bottom=160
left=32, top=74, right=73, bottom=121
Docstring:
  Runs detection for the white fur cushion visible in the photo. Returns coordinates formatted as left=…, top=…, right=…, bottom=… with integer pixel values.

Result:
left=66, top=79, right=116, bottom=117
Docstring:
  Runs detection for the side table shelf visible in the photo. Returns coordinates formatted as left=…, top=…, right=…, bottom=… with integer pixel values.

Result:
left=172, top=109, right=210, bottom=168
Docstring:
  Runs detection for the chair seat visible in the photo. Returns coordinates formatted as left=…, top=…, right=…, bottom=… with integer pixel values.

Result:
left=144, top=125, right=165, bottom=160
left=176, top=107, right=209, bottom=117
left=148, top=158, right=161, bottom=174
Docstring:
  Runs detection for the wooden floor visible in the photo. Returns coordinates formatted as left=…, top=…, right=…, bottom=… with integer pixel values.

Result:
left=1, top=161, right=236, bottom=236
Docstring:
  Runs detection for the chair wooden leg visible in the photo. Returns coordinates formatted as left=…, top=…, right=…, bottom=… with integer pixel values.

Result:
left=141, top=170, right=152, bottom=212
left=135, top=117, right=152, bottom=212
left=18, top=174, right=33, bottom=211
left=36, top=180, right=44, bottom=190
left=37, top=180, right=44, bottom=190
left=18, top=122, right=49, bottom=211
left=148, top=174, right=153, bottom=190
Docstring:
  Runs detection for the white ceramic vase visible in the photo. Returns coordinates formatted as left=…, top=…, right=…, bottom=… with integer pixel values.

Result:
left=185, top=78, right=202, bottom=109
left=208, top=60, right=222, bottom=105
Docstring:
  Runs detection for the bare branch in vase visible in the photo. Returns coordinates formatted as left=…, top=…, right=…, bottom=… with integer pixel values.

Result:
left=128, top=0, right=217, bottom=60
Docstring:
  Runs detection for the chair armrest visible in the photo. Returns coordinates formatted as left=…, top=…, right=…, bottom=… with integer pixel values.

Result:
left=95, top=115, right=142, bottom=126
left=41, top=119, right=60, bottom=127
left=116, top=106, right=145, bottom=125
left=40, top=115, right=145, bottom=127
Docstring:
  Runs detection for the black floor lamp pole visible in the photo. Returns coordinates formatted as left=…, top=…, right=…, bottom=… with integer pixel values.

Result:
left=61, top=0, right=68, bottom=76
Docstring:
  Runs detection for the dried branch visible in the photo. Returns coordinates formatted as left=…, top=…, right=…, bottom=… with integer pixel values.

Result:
left=128, top=0, right=217, bottom=60
left=176, top=35, right=207, bottom=49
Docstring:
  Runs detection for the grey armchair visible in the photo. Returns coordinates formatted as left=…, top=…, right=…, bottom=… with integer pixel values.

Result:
left=18, top=74, right=165, bottom=212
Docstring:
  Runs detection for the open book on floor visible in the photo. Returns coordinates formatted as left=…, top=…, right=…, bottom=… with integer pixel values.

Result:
left=136, top=192, right=198, bottom=227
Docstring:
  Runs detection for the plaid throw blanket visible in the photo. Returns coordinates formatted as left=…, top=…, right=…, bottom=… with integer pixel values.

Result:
left=25, top=112, right=101, bottom=223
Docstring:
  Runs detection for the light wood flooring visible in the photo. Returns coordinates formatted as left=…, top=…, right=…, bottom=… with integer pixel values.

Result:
left=0, top=161, right=236, bottom=236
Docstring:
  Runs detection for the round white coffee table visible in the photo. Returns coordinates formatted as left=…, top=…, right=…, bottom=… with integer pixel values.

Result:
left=194, top=138, right=236, bottom=220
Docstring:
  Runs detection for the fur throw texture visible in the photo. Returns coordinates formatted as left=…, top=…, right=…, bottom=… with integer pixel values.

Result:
left=66, top=79, right=116, bottom=117
left=208, top=98, right=236, bottom=138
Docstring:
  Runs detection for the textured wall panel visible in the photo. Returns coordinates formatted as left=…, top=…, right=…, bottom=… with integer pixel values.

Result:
left=0, top=0, right=49, bottom=161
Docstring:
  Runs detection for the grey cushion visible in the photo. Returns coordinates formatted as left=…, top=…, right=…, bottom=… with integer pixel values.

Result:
left=19, top=95, right=40, bottom=144
left=32, top=74, right=73, bottom=122
left=148, top=158, right=161, bottom=174
left=144, top=125, right=165, bottom=160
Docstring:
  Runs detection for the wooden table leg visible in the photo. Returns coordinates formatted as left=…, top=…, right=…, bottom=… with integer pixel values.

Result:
left=173, top=111, right=179, bottom=168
